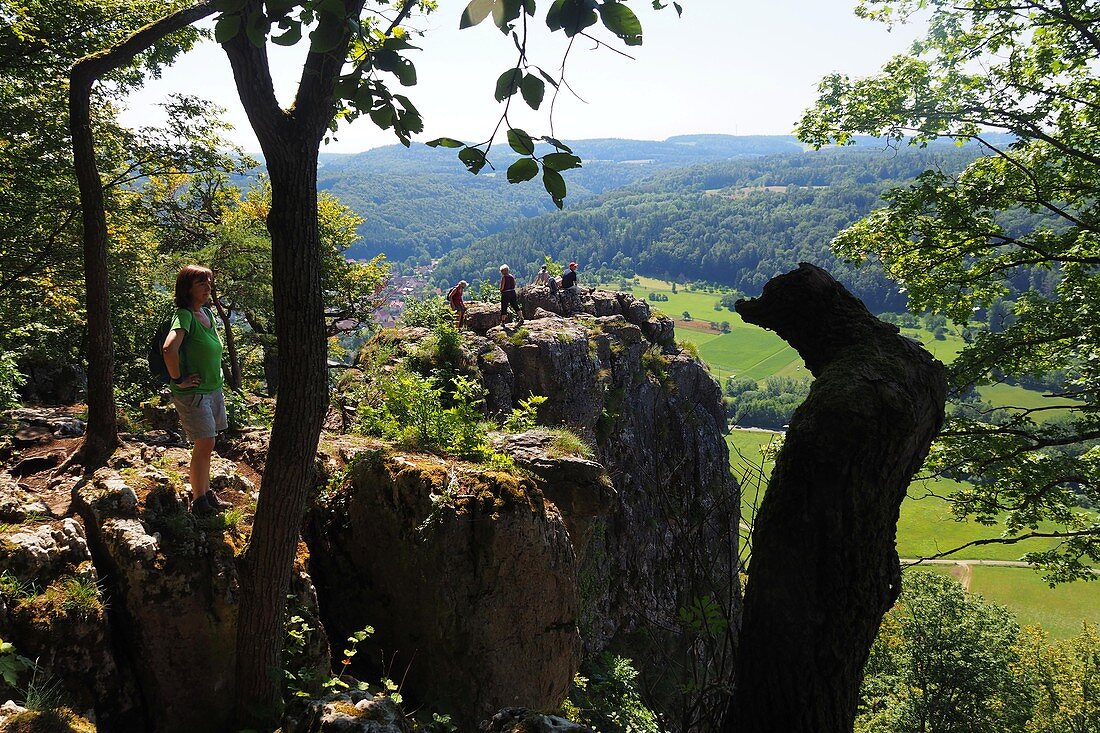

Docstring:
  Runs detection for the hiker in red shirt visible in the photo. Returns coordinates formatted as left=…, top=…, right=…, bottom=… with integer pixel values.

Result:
left=447, top=280, right=468, bottom=329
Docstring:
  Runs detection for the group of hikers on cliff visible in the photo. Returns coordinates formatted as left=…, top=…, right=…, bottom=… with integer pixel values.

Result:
left=447, top=261, right=582, bottom=330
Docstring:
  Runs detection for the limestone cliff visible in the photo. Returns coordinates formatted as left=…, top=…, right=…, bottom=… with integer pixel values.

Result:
left=312, top=288, right=739, bottom=723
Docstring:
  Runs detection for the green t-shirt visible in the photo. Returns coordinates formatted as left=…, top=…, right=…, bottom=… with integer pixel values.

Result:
left=169, top=307, right=224, bottom=395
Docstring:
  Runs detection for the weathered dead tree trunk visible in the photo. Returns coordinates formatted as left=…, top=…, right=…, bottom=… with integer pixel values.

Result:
left=724, top=263, right=947, bottom=733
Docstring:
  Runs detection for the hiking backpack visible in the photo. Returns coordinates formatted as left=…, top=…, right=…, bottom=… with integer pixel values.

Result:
left=147, top=307, right=204, bottom=382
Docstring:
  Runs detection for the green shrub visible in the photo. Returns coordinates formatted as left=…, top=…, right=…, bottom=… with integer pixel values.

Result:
left=562, top=653, right=660, bottom=733
left=0, top=351, right=25, bottom=411
left=400, top=296, right=453, bottom=330
left=504, top=394, right=547, bottom=432
left=641, top=345, right=670, bottom=382
left=355, top=368, right=494, bottom=462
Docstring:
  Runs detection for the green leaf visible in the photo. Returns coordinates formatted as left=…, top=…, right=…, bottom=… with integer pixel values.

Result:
left=374, top=50, right=417, bottom=86
left=353, top=85, right=374, bottom=109
left=394, top=94, right=419, bottom=115
left=316, top=0, right=344, bottom=18
left=507, top=128, right=535, bottom=155
left=541, top=136, right=573, bottom=153
left=382, top=36, right=419, bottom=51
left=245, top=10, right=269, bottom=48
left=547, top=0, right=598, bottom=36
left=542, top=152, right=582, bottom=171
left=460, top=0, right=496, bottom=28
left=520, top=73, right=545, bottom=110
left=271, top=18, right=302, bottom=46
left=309, top=21, right=344, bottom=53
left=507, top=158, right=539, bottom=183
left=542, top=167, right=567, bottom=208
left=673, top=1, right=682, bottom=16
left=522, top=0, right=536, bottom=13
left=494, top=68, right=522, bottom=101
left=426, top=137, right=465, bottom=148
left=459, top=146, right=488, bottom=174
left=537, top=67, right=560, bottom=88
left=493, top=0, right=522, bottom=29
left=215, top=0, right=246, bottom=11
left=598, top=2, right=642, bottom=46
left=370, top=105, right=395, bottom=129
left=398, top=109, right=424, bottom=134
left=214, top=14, right=242, bottom=43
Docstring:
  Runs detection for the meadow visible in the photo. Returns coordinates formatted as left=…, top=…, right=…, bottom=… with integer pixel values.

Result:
left=639, top=276, right=1100, bottom=639
left=632, top=277, right=1080, bottom=416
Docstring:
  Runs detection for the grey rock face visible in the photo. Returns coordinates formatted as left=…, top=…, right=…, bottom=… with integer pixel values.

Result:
left=322, top=289, right=739, bottom=722
left=0, top=515, right=135, bottom=727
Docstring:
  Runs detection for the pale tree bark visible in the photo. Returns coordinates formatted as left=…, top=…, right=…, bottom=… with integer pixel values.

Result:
left=65, top=1, right=216, bottom=470
left=723, top=263, right=947, bottom=733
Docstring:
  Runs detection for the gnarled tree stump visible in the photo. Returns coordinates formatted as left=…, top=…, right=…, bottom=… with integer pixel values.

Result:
left=725, top=263, right=947, bottom=733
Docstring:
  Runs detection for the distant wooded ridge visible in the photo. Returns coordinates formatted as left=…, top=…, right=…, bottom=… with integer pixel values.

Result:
left=275, top=134, right=1020, bottom=312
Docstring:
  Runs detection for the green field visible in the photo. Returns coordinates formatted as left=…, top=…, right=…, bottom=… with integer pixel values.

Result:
left=727, top=427, right=1100, bottom=638
left=968, top=566, right=1100, bottom=639
left=633, top=278, right=1078, bottom=417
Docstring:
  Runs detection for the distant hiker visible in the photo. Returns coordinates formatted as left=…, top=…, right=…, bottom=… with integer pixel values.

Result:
left=562, top=261, right=579, bottom=292
left=162, top=264, right=229, bottom=515
left=534, top=264, right=550, bottom=287
left=560, top=261, right=581, bottom=314
left=499, top=264, right=523, bottom=326
left=447, top=280, right=468, bottom=329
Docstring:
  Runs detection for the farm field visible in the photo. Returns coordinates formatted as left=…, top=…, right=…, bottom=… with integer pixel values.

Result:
left=630, top=278, right=1077, bottom=414
left=725, top=415, right=1099, bottom=637
left=966, top=566, right=1100, bottom=639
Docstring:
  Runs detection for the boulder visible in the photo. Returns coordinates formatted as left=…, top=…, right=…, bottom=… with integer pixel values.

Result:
left=480, top=707, right=595, bottom=733
left=70, top=460, right=325, bottom=733
left=0, top=517, right=136, bottom=728
left=283, top=692, right=411, bottom=733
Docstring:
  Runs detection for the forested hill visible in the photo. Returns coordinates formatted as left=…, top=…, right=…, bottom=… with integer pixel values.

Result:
left=318, top=135, right=803, bottom=263
left=433, top=145, right=984, bottom=313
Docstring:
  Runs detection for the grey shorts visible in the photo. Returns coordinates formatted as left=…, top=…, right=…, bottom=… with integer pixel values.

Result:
left=171, top=389, right=228, bottom=441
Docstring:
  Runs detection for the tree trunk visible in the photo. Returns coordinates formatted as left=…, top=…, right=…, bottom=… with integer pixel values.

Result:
left=724, top=263, right=947, bottom=733
left=65, top=0, right=216, bottom=470
left=232, top=153, right=328, bottom=726
left=262, top=343, right=279, bottom=397
left=213, top=297, right=242, bottom=390
left=68, top=71, right=118, bottom=467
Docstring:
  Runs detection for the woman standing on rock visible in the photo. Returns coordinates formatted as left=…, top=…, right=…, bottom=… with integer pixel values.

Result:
left=162, top=265, right=229, bottom=515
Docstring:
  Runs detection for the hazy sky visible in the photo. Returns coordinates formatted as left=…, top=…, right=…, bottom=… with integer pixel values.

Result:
left=120, top=0, right=925, bottom=155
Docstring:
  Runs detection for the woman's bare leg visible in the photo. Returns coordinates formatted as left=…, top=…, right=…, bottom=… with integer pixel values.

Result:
left=190, top=436, right=215, bottom=499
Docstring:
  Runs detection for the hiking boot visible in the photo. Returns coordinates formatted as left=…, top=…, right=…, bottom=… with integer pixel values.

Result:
left=190, top=493, right=215, bottom=515
left=206, top=489, right=230, bottom=510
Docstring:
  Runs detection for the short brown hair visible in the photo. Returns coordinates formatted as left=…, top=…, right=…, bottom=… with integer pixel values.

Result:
left=174, top=264, right=213, bottom=308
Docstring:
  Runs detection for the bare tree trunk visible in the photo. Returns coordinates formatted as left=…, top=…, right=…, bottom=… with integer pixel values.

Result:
left=724, top=263, right=946, bottom=733
left=68, top=71, right=118, bottom=467
left=213, top=297, right=242, bottom=390
left=65, top=0, right=216, bottom=470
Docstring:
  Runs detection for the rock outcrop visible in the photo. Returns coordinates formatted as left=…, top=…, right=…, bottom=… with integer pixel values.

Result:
left=0, top=439, right=327, bottom=733
left=307, top=440, right=586, bottom=726
left=321, top=289, right=739, bottom=722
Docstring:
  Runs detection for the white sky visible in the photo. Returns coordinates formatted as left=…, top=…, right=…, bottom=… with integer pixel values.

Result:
left=120, top=0, right=924, bottom=155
